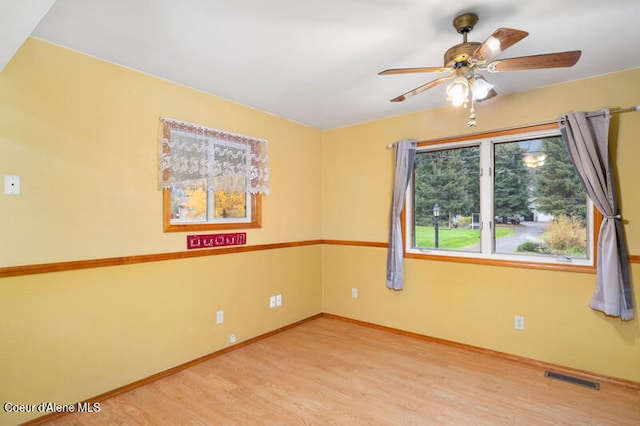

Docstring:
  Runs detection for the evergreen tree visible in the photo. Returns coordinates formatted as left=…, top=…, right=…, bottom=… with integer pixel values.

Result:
left=494, top=142, right=532, bottom=219
left=414, top=146, right=479, bottom=226
left=533, top=137, right=586, bottom=221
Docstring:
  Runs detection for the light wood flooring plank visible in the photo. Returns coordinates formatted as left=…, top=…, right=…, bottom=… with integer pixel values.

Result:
left=42, top=317, right=640, bottom=425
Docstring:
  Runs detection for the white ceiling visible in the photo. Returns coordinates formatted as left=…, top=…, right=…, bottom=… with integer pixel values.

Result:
left=3, top=0, right=640, bottom=129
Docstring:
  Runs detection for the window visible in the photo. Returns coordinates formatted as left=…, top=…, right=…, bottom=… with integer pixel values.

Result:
left=160, top=118, right=269, bottom=232
left=405, top=124, right=597, bottom=270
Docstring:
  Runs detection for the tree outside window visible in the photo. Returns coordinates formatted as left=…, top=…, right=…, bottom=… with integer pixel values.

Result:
left=407, top=125, right=594, bottom=269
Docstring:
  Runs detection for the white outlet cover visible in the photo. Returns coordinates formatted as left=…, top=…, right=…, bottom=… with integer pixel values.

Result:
left=4, top=175, right=20, bottom=195
left=515, top=315, right=525, bottom=330
left=229, top=334, right=237, bottom=344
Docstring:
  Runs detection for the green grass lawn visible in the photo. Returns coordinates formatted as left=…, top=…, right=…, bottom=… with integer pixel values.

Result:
left=415, top=226, right=515, bottom=249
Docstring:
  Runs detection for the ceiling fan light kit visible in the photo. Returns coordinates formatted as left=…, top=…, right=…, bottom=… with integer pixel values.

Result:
left=379, top=13, right=582, bottom=127
left=445, top=74, right=470, bottom=106
left=470, top=76, right=493, bottom=100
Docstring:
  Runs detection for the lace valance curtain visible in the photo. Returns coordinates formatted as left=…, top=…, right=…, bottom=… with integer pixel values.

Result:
left=159, top=118, right=270, bottom=195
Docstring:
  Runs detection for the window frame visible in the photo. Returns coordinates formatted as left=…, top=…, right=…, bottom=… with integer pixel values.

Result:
left=160, top=121, right=263, bottom=233
left=163, top=189, right=261, bottom=233
left=403, top=123, right=600, bottom=273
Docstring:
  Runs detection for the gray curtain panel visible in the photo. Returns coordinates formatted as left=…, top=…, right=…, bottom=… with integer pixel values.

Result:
left=560, top=109, right=634, bottom=320
left=386, top=140, right=417, bottom=290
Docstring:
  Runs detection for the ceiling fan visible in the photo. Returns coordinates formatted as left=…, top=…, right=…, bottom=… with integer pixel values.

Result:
left=379, top=13, right=581, bottom=126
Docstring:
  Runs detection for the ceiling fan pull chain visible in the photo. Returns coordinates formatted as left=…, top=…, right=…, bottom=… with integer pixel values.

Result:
left=467, top=101, right=477, bottom=127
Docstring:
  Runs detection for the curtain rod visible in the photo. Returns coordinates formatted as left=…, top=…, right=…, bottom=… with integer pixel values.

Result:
left=386, top=104, right=640, bottom=149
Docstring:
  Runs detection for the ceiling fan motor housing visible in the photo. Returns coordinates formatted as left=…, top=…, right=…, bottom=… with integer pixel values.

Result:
left=444, top=42, right=481, bottom=68
left=445, top=13, right=481, bottom=68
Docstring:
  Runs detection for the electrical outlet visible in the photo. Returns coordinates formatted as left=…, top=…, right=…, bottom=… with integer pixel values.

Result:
left=515, top=315, right=525, bottom=330
left=229, top=334, right=236, bottom=344
left=352, top=288, right=358, bottom=298
left=216, top=310, right=224, bottom=324
left=269, top=296, right=276, bottom=308
left=276, top=294, right=282, bottom=306
left=4, top=175, right=21, bottom=195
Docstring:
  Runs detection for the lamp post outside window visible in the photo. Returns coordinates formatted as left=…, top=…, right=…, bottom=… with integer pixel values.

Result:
left=433, top=202, right=440, bottom=249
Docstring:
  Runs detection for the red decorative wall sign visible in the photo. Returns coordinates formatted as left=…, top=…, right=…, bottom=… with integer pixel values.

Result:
left=187, top=232, right=246, bottom=249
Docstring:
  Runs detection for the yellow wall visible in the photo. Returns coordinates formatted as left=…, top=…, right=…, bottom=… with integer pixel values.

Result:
left=1, top=37, right=639, bottom=425
left=0, top=39, right=322, bottom=266
left=322, top=68, right=640, bottom=382
left=0, top=38, right=323, bottom=425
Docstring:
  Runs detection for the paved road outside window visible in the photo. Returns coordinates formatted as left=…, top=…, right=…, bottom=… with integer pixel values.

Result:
left=495, top=221, right=546, bottom=253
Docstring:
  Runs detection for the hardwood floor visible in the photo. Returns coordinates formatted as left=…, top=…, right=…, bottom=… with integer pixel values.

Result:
left=42, top=316, right=640, bottom=425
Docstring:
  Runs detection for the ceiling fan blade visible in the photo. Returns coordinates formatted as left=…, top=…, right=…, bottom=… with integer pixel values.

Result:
left=473, top=28, right=529, bottom=63
left=476, top=88, right=498, bottom=103
left=485, top=50, right=582, bottom=72
left=379, top=66, right=452, bottom=75
left=390, top=75, right=453, bottom=102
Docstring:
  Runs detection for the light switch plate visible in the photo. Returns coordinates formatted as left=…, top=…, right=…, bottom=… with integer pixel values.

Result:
left=4, top=175, right=21, bottom=195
